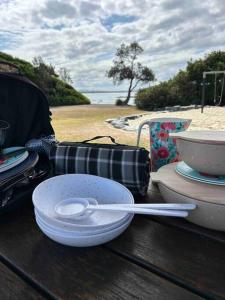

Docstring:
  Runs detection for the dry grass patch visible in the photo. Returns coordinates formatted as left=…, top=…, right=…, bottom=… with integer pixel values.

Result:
left=51, top=104, right=149, bottom=147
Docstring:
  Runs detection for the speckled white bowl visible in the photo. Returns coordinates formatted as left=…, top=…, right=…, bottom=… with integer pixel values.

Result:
left=33, top=174, right=134, bottom=231
left=35, top=208, right=133, bottom=235
left=35, top=213, right=132, bottom=247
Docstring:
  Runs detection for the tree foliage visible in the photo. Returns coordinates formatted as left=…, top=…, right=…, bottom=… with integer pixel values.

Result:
left=59, top=67, right=73, bottom=85
left=136, top=51, right=225, bottom=110
left=0, top=52, right=90, bottom=106
left=107, top=42, right=155, bottom=105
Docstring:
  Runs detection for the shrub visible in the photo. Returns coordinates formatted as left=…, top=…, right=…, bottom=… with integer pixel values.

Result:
left=135, top=51, right=225, bottom=110
left=135, top=74, right=199, bottom=110
left=115, top=98, right=124, bottom=106
left=135, top=82, right=177, bottom=110
left=48, top=78, right=90, bottom=106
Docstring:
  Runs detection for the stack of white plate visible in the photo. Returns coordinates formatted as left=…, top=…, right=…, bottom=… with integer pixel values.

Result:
left=32, top=174, right=134, bottom=247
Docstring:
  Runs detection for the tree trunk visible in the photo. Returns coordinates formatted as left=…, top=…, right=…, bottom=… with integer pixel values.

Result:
left=123, top=79, right=133, bottom=105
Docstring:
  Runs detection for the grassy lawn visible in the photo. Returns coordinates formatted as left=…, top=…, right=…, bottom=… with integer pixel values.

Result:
left=51, top=104, right=149, bottom=147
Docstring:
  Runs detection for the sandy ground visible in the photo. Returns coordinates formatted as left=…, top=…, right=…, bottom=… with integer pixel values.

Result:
left=128, top=106, right=225, bottom=131
left=51, top=105, right=225, bottom=148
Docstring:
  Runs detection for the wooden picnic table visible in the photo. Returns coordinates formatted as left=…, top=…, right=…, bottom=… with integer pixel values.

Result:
left=0, top=186, right=224, bottom=300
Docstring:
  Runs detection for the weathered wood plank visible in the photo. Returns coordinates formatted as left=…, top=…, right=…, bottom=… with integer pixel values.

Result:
left=106, top=216, right=225, bottom=299
left=0, top=207, right=202, bottom=300
left=0, top=259, right=44, bottom=299
left=149, top=216, right=225, bottom=244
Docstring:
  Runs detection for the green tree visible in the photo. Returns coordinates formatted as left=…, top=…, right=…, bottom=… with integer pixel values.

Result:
left=59, top=67, right=73, bottom=84
left=107, top=42, right=155, bottom=105
left=187, top=51, right=225, bottom=105
left=135, top=50, right=225, bottom=110
left=0, top=52, right=90, bottom=106
left=32, top=56, right=57, bottom=93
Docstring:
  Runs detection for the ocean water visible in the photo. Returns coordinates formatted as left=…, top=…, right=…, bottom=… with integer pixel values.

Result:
left=83, top=92, right=135, bottom=105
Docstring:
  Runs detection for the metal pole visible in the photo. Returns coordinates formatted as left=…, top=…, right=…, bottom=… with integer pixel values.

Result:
left=201, top=72, right=206, bottom=113
left=214, top=73, right=217, bottom=103
left=219, top=72, right=225, bottom=106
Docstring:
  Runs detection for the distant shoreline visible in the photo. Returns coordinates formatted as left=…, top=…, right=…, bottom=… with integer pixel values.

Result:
left=80, top=90, right=129, bottom=93
left=50, top=104, right=135, bottom=110
left=83, top=91, right=135, bottom=105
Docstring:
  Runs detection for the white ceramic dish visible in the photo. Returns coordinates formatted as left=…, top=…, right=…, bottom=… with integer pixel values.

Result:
left=35, top=209, right=133, bottom=235
left=151, top=163, right=225, bottom=231
left=36, top=214, right=132, bottom=247
left=33, top=174, right=134, bottom=229
left=151, top=163, right=225, bottom=205
left=158, top=182, right=225, bottom=231
left=170, top=131, right=225, bottom=175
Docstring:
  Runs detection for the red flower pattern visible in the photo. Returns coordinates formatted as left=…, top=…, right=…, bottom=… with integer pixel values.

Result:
left=150, top=120, right=191, bottom=170
left=183, top=122, right=190, bottom=129
left=157, top=147, right=170, bottom=159
left=170, top=156, right=180, bottom=163
left=161, top=122, right=176, bottom=130
left=157, top=131, right=169, bottom=140
left=172, top=138, right=177, bottom=144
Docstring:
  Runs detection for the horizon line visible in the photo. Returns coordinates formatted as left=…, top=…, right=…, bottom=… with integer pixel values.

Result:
left=79, top=90, right=132, bottom=93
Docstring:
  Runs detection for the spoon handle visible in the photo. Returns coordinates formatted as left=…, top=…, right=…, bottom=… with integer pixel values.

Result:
left=96, top=203, right=196, bottom=210
left=88, top=206, right=188, bottom=218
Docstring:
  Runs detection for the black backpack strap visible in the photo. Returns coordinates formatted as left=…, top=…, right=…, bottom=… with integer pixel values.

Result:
left=81, top=136, right=118, bottom=144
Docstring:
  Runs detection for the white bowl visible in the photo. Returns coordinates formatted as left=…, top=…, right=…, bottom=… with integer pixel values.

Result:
left=158, top=182, right=225, bottom=231
left=36, top=212, right=133, bottom=236
left=36, top=214, right=132, bottom=247
left=33, top=174, right=134, bottom=230
left=170, top=131, right=225, bottom=175
left=35, top=208, right=133, bottom=235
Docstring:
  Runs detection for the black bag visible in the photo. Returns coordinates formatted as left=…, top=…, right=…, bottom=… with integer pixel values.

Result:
left=0, top=63, right=54, bottom=212
left=0, top=68, right=54, bottom=148
left=50, top=136, right=150, bottom=195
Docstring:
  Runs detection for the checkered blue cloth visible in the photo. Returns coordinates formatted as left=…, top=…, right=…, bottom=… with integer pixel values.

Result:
left=50, top=142, right=150, bottom=195
left=25, top=135, right=58, bottom=156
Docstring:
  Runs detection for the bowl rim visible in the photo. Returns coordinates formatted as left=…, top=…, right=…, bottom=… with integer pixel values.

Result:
left=32, top=174, right=134, bottom=228
left=170, top=130, right=225, bottom=145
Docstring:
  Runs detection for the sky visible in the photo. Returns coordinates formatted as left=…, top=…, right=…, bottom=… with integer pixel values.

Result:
left=0, top=0, right=225, bottom=91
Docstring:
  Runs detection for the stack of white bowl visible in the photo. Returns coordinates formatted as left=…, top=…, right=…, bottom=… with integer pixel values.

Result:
left=152, top=130, right=225, bottom=231
left=32, top=174, right=134, bottom=247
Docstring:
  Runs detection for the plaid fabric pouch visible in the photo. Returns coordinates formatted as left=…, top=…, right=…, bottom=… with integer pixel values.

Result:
left=49, top=136, right=150, bottom=195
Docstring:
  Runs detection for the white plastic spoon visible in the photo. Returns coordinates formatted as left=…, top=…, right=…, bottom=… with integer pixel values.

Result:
left=55, top=198, right=190, bottom=219
left=55, top=197, right=196, bottom=211
left=84, top=201, right=196, bottom=211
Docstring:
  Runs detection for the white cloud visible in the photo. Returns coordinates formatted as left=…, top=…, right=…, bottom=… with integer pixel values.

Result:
left=41, top=0, right=77, bottom=19
left=0, top=0, right=225, bottom=90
